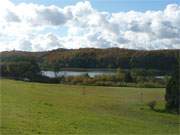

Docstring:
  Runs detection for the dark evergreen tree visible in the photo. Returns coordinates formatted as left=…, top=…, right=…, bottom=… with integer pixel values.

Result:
left=165, top=55, right=180, bottom=114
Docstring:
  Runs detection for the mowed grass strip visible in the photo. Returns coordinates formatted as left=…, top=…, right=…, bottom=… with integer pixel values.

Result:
left=0, top=79, right=179, bottom=135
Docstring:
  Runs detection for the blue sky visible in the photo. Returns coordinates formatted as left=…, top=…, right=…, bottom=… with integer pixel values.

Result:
left=12, top=0, right=180, bottom=12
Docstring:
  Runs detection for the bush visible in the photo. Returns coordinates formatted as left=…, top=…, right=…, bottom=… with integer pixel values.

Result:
left=148, top=101, right=157, bottom=110
left=136, top=82, right=164, bottom=88
left=124, top=72, right=133, bottom=82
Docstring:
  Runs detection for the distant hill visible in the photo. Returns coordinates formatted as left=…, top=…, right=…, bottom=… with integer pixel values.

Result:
left=0, top=48, right=179, bottom=72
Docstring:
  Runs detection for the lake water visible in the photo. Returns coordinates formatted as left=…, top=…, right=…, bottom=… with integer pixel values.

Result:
left=42, top=70, right=115, bottom=78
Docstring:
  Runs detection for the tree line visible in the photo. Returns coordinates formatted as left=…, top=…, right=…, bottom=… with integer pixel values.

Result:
left=1, top=48, right=179, bottom=72
left=42, top=48, right=179, bottom=72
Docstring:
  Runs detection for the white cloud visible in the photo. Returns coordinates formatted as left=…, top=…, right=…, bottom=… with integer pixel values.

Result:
left=5, top=10, right=20, bottom=22
left=31, top=33, right=64, bottom=51
left=0, top=0, right=179, bottom=51
left=32, top=6, right=68, bottom=26
left=18, top=39, right=32, bottom=51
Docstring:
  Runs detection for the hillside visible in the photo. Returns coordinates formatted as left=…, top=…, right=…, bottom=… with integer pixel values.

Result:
left=0, top=48, right=179, bottom=71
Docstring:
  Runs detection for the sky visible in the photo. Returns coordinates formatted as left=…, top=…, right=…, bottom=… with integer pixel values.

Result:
left=11, top=0, right=180, bottom=12
left=0, top=0, right=180, bottom=51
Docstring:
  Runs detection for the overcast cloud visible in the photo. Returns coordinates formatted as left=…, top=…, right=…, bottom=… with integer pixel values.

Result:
left=0, top=0, right=180, bottom=51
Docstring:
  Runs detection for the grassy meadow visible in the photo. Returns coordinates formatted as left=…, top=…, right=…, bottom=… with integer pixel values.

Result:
left=0, top=79, right=179, bottom=135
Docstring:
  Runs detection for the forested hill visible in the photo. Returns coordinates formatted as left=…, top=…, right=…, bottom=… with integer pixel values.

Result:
left=0, top=48, right=179, bottom=72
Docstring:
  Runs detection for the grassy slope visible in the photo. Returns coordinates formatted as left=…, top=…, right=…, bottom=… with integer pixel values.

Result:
left=0, top=79, right=179, bottom=135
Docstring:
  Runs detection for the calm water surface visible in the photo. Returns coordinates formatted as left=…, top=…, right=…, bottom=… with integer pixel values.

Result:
left=42, top=70, right=115, bottom=78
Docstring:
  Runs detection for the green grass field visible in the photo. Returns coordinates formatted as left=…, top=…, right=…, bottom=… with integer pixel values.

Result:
left=0, top=79, right=179, bottom=135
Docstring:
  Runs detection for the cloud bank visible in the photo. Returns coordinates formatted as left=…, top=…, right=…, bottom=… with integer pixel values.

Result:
left=0, top=0, right=180, bottom=51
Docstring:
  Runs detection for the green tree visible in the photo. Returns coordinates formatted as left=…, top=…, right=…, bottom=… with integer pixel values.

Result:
left=0, top=60, right=41, bottom=80
left=116, top=68, right=126, bottom=81
left=124, top=72, right=133, bottom=82
left=23, top=60, right=41, bottom=79
left=52, top=61, right=60, bottom=77
left=165, top=57, right=180, bottom=113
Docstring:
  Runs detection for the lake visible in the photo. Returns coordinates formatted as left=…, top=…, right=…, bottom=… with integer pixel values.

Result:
left=42, top=70, right=115, bottom=78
